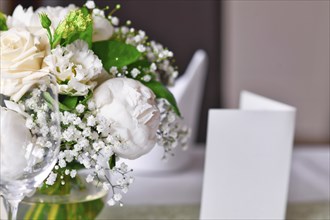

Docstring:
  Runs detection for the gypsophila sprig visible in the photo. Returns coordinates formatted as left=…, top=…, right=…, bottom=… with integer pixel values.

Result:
left=1, top=0, right=190, bottom=208
left=157, top=99, right=190, bottom=159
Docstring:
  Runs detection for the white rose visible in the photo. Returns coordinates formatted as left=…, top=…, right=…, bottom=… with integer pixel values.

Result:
left=0, top=107, right=31, bottom=180
left=93, top=78, right=160, bottom=159
left=0, top=28, right=48, bottom=101
left=92, top=15, right=114, bottom=42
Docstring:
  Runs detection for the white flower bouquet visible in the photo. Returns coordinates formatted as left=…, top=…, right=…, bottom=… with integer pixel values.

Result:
left=0, top=0, right=188, bottom=213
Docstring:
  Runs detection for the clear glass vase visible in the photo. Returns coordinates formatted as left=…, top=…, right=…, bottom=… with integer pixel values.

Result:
left=16, top=172, right=108, bottom=220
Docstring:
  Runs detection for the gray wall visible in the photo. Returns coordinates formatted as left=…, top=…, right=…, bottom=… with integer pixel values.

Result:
left=3, top=0, right=329, bottom=145
left=222, top=1, right=329, bottom=144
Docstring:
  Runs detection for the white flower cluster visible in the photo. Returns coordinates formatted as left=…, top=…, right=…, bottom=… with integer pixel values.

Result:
left=44, top=40, right=103, bottom=96
left=113, top=26, right=178, bottom=86
left=18, top=86, right=60, bottom=169
left=107, top=65, right=153, bottom=83
left=156, top=99, right=190, bottom=159
left=106, top=162, right=134, bottom=206
left=146, top=40, right=179, bottom=86
left=59, top=103, right=114, bottom=163
left=43, top=99, right=134, bottom=205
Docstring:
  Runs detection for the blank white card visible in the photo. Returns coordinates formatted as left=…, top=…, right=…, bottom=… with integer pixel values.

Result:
left=200, top=91, right=296, bottom=220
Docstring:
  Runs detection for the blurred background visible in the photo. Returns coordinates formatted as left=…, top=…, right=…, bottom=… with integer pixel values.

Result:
left=1, top=0, right=328, bottom=146
left=1, top=1, right=329, bottom=218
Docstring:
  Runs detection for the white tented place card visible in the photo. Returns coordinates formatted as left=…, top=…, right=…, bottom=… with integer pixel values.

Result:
left=200, top=91, right=296, bottom=220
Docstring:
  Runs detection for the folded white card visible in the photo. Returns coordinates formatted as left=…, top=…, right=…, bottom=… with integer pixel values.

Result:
left=200, top=91, right=296, bottom=220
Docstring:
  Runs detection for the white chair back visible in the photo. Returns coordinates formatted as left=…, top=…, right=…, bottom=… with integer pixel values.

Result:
left=169, top=49, right=208, bottom=146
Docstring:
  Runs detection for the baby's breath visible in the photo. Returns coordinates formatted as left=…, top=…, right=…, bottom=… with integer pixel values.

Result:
left=156, top=99, right=190, bottom=159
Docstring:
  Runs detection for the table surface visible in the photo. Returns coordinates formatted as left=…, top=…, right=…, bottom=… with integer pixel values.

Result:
left=120, top=146, right=330, bottom=205
left=96, top=146, right=329, bottom=219
left=1, top=147, right=329, bottom=219
left=97, top=202, right=330, bottom=220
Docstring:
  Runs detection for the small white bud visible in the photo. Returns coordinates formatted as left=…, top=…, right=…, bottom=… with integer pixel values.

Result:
left=85, top=1, right=96, bottom=9
left=107, top=198, right=115, bottom=206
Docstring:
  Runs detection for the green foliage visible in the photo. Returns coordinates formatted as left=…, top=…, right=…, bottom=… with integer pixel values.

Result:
left=92, top=40, right=141, bottom=70
left=42, top=92, right=59, bottom=110
left=127, top=59, right=151, bottom=70
left=59, top=95, right=78, bottom=111
left=79, top=91, right=93, bottom=105
left=52, top=7, right=93, bottom=48
left=143, top=80, right=181, bottom=116
left=39, top=13, right=51, bottom=29
left=43, top=92, right=80, bottom=111
left=38, top=175, right=72, bottom=196
left=109, top=154, right=116, bottom=169
left=0, top=12, right=8, bottom=31
left=39, top=13, right=54, bottom=46
left=128, top=59, right=153, bottom=75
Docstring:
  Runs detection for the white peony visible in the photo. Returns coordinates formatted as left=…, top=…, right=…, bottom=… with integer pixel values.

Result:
left=44, top=40, right=103, bottom=96
left=0, top=107, right=31, bottom=180
left=93, top=78, right=160, bottom=159
left=0, top=28, right=48, bottom=101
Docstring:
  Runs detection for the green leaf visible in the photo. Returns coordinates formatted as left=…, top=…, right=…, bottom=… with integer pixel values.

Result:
left=92, top=40, right=141, bottom=69
left=58, top=103, right=71, bottom=111
left=143, top=80, right=181, bottom=116
left=79, top=91, right=93, bottom=105
left=0, top=12, right=8, bottom=31
left=59, top=95, right=78, bottom=110
left=66, top=160, right=85, bottom=170
left=127, top=59, right=151, bottom=70
left=44, top=93, right=77, bottom=111
left=109, top=154, right=116, bottom=169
